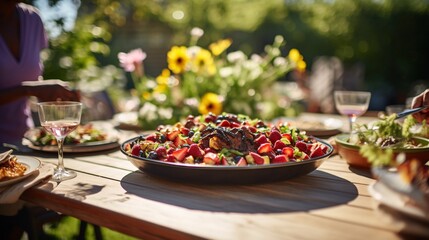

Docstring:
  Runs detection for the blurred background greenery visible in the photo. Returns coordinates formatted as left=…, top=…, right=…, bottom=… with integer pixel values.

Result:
left=29, top=0, right=429, bottom=111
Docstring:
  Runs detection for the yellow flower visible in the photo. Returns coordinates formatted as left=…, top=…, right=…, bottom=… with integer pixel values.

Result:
left=154, top=84, right=167, bottom=94
left=198, top=93, right=222, bottom=115
left=296, top=60, right=306, bottom=72
left=142, top=91, right=152, bottom=100
left=288, top=48, right=303, bottom=63
left=209, top=39, right=232, bottom=56
left=192, top=49, right=216, bottom=75
left=167, top=46, right=189, bottom=74
left=156, top=69, right=170, bottom=85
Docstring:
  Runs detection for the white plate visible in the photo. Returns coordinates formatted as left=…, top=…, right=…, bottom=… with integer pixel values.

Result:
left=0, top=156, right=41, bottom=187
left=273, top=116, right=343, bottom=137
left=23, top=122, right=119, bottom=153
left=368, top=181, right=429, bottom=223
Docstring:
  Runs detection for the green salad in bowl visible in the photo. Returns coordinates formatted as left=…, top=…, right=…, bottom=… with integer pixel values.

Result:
left=335, top=114, right=429, bottom=168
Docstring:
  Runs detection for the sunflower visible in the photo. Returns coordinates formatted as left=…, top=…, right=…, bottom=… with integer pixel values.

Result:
left=167, top=46, right=189, bottom=74
left=192, top=49, right=216, bottom=75
left=198, top=93, right=222, bottom=115
left=209, top=39, right=232, bottom=56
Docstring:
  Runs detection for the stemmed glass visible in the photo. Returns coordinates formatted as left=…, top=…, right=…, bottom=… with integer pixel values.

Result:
left=334, top=91, right=371, bottom=134
left=38, top=101, right=82, bottom=182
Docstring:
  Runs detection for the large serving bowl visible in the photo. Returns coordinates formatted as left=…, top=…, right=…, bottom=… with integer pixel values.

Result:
left=121, top=137, right=333, bottom=184
left=335, top=134, right=429, bottom=169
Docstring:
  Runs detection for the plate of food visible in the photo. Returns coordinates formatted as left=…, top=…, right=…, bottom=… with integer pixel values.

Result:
left=273, top=116, right=343, bottom=137
left=121, top=113, right=333, bottom=184
left=0, top=151, right=41, bottom=187
left=335, top=114, right=429, bottom=168
left=23, top=122, right=119, bottom=153
left=369, top=158, right=429, bottom=223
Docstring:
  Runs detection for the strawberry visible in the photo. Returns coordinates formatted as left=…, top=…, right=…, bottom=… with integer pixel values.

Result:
left=187, top=144, right=204, bottom=158
left=273, top=140, right=287, bottom=150
left=165, top=155, right=176, bottom=162
left=310, top=146, right=325, bottom=158
left=249, top=152, right=265, bottom=165
left=145, top=134, right=157, bottom=142
left=273, top=155, right=288, bottom=164
left=281, top=133, right=292, bottom=143
left=236, top=157, right=247, bottom=166
left=167, top=131, right=180, bottom=141
left=155, top=146, right=167, bottom=158
left=218, top=120, right=231, bottom=128
left=281, top=146, right=294, bottom=158
left=203, top=152, right=220, bottom=165
left=269, top=130, right=282, bottom=144
left=180, top=127, right=190, bottom=136
left=173, top=136, right=187, bottom=147
left=295, top=141, right=308, bottom=153
left=230, top=121, right=241, bottom=128
left=254, top=135, right=269, bottom=147
left=257, top=143, right=273, bottom=154
left=172, top=147, right=188, bottom=162
left=131, top=144, right=141, bottom=156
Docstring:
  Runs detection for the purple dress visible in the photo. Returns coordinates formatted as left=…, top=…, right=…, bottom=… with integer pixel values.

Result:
left=0, top=3, right=48, bottom=143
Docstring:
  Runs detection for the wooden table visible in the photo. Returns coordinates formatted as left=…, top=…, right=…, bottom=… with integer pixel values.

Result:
left=16, top=117, right=423, bottom=240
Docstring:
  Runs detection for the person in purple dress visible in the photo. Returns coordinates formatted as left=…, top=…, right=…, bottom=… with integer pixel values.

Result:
left=0, top=0, right=80, bottom=145
left=0, top=1, right=80, bottom=239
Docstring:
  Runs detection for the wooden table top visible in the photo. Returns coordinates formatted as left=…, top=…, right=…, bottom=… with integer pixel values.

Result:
left=15, top=116, right=426, bottom=240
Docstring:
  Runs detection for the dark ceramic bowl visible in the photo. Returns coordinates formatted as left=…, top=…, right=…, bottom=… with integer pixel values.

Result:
left=121, top=137, right=333, bottom=184
left=335, top=134, right=429, bottom=169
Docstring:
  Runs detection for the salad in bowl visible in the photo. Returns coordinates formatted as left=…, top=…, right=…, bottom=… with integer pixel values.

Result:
left=335, top=114, right=429, bottom=168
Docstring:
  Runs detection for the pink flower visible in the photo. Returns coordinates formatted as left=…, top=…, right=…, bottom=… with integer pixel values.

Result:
left=118, top=48, right=147, bottom=76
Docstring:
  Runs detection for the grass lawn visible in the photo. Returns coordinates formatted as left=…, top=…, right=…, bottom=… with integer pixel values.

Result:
left=28, top=216, right=138, bottom=240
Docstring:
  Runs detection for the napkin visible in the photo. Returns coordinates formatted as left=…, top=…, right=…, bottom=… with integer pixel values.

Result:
left=0, top=163, right=54, bottom=204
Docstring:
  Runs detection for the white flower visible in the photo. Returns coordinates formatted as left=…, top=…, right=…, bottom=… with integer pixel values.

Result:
left=158, top=107, right=173, bottom=119
left=227, top=51, right=246, bottom=63
left=190, top=27, right=204, bottom=38
left=250, top=54, right=263, bottom=64
left=139, top=102, right=158, bottom=122
left=219, top=67, right=233, bottom=78
left=187, top=46, right=201, bottom=59
left=274, top=57, right=286, bottom=67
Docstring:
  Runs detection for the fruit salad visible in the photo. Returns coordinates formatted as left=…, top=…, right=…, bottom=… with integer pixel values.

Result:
left=124, top=113, right=330, bottom=166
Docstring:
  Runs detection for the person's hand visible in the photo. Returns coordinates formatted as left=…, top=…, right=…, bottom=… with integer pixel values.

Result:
left=22, top=80, right=80, bottom=102
left=411, top=89, right=429, bottom=122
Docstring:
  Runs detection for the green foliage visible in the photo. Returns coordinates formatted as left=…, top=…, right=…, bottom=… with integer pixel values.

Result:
left=32, top=0, right=429, bottom=107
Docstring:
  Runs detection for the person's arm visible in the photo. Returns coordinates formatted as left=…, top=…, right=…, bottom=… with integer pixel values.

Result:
left=0, top=80, right=80, bottom=105
left=411, top=89, right=429, bottom=122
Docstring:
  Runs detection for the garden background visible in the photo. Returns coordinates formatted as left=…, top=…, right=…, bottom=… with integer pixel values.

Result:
left=32, top=0, right=429, bottom=111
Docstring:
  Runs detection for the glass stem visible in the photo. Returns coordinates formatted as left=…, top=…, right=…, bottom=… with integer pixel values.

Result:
left=348, top=115, right=357, bottom=139
left=57, top=138, right=65, bottom=171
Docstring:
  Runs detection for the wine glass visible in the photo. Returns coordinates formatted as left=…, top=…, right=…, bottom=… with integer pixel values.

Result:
left=334, top=91, right=371, bottom=134
left=38, top=101, right=83, bottom=182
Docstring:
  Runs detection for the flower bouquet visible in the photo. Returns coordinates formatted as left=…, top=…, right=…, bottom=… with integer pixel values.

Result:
left=118, top=28, right=306, bottom=130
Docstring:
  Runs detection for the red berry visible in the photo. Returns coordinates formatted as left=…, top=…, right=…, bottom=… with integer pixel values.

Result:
left=273, top=140, right=287, bottom=150
left=281, top=146, right=294, bottom=158
left=255, top=135, right=269, bottom=147
left=156, top=146, right=167, bottom=158
left=257, top=143, right=273, bottom=154
left=172, top=147, right=188, bottom=162
left=131, top=144, right=141, bottom=156
left=273, top=155, right=288, bottom=164
left=269, top=130, right=282, bottom=144
left=187, top=144, right=204, bottom=158
left=218, top=120, right=231, bottom=128
left=295, top=141, right=308, bottom=153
